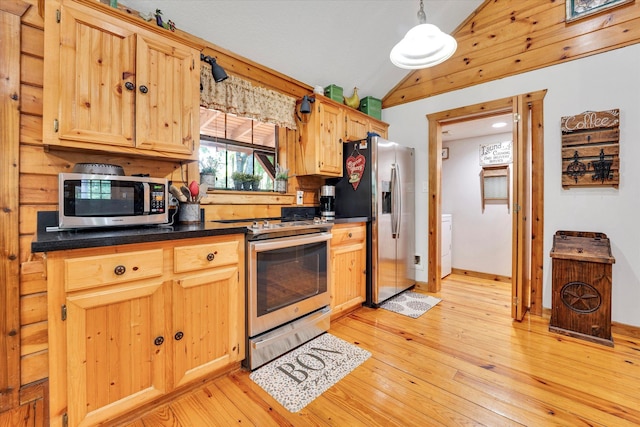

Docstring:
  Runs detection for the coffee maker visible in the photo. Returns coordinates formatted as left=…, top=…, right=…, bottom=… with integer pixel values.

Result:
left=319, top=185, right=335, bottom=220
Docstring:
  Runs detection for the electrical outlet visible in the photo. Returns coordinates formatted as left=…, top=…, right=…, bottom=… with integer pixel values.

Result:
left=414, top=254, right=424, bottom=270
left=296, top=190, right=304, bottom=205
left=169, top=195, right=179, bottom=207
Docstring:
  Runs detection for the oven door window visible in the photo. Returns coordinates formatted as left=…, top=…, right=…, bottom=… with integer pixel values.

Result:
left=256, top=240, right=327, bottom=317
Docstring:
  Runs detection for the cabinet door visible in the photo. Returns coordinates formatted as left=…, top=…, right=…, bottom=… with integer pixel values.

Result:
left=345, top=111, right=368, bottom=141
left=65, top=281, right=167, bottom=426
left=135, top=34, right=199, bottom=156
left=317, top=101, right=344, bottom=176
left=330, top=224, right=366, bottom=318
left=172, top=265, right=243, bottom=387
left=369, top=120, right=389, bottom=139
left=55, top=2, right=136, bottom=147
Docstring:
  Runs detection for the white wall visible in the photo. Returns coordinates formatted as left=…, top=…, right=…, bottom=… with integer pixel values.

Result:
left=442, top=133, right=512, bottom=277
left=383, top=43, right=640, bottom=327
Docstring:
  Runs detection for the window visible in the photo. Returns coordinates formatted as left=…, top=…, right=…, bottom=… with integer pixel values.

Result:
left=199, top=107, right=278, bottom=191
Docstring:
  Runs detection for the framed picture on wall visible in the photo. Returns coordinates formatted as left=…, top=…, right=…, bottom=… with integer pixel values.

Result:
left=442, top=147, right=449, bottom=159
left=566, top=0, right=633, bottom=22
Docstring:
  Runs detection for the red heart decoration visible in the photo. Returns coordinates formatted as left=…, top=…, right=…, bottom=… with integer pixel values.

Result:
left=346, top=154, right=366, bottom=191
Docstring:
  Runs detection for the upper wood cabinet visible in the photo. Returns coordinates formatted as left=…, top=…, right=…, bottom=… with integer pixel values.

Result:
left=295, top=97, right=344, bottom=177
left=294, top=95, right=389, bottom=177
left=43, top=0, right=200, bottom=160
left=345, top=110, right=368, bottom=141
left=369, top=119, right=389, bottom=139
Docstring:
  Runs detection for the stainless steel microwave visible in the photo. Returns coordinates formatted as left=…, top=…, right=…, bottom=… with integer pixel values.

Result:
left=58, top=173, right=168, bottom=229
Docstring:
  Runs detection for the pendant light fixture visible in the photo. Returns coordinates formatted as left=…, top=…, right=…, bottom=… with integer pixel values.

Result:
left=390, top=0, right=457, bottom=69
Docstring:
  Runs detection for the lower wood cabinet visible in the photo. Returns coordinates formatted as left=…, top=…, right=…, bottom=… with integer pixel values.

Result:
left=330, top=222, right=367, bottom=320
left=46, top=235, right=245, bottom=427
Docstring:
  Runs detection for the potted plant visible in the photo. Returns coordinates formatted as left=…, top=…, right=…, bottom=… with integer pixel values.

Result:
left=241, top=173, right=254, bottom=190
left=199, top=155, right=219, bottom=187
left=275, top=165, right=288, bottom=193
left=251, top=173, right=262, bottom=191
left=231, top=171, right=244, bottom=190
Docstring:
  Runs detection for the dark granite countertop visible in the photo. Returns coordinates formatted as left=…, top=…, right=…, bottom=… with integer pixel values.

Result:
left=31, top=211, right=369, bottom=253
left=31, top=211, right=248, bottom=253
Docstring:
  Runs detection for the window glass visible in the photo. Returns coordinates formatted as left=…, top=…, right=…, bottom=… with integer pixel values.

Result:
left=199, top=107, right=277, bottom=191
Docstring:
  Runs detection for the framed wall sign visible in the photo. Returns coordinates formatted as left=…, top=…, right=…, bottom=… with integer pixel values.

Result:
left=566, top=0, right=634, bottom=22
left=479, top=140, right=512, bottom=166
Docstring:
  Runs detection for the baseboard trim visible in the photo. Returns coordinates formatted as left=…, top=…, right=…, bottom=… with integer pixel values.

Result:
left=450, top=268, right=511, bottom=283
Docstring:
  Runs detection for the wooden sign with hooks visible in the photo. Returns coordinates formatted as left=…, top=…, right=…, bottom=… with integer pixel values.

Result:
left=561, top=109, right=619, bottom=188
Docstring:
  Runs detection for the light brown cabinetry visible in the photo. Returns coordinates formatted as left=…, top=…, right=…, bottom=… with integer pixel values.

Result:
left=369, top=119, right=389, bottom=139
left=296, top=97, right=344, bottom=177
left=330, top=222, right=367, bottom=320
left=345, top=110, right=369, bottom=141
left=47, top=235, right=245, bottom=427
left=43, top=0, right=200, bottom=160
left=295, top=95, right=389, bottom=177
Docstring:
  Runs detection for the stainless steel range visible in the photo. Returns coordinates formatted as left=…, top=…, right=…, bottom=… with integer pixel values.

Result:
left=243, top=216, right=333, bottom=370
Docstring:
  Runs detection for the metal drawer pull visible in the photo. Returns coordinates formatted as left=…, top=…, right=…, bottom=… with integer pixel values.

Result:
left=154, top=336, right=164, bottom=346
left=207, top=252, right=216, bottom=261
left=348, top=233, right=352, bottom=238
left=114, top=265, right=126, bottom=275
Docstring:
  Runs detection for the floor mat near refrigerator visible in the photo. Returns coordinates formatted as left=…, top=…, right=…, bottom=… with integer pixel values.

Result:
left=379, top=290, right=441, bottom=318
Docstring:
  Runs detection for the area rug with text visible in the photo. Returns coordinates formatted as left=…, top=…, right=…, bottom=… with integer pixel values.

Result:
left=249, top=333, right=371, bottom=413
left=379, top=290, right=442, bottom=318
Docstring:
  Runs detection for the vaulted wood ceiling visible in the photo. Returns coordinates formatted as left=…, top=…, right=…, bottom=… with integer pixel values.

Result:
left=383, top=0, right=640, bottom=108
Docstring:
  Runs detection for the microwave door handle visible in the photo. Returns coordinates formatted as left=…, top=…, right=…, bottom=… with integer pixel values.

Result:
left=143, top=183, right=150, bottom=213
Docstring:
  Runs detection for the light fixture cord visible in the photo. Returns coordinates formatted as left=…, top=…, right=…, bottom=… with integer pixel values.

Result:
left=417, top=0, right=426, bottom=24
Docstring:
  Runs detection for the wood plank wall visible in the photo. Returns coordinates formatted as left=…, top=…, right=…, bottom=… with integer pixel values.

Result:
left=9, top=0, right=317, bottom=410
left=384, top=0, right=640, bottom=107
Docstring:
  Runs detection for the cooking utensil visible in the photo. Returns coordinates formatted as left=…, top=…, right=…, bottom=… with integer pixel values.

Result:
left=169, top=185, right=187, bottom=203
left=180, top=185, right=192, bottom=202
left=197, top=183, right=208, bottom=202
left=189, top=181, right=199, bottom=202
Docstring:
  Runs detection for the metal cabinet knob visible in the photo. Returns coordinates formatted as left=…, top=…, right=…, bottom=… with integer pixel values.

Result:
left=124, top=82, right=135, bottom=91
left=348, top=233, right=353, bottom=238
left=114, top=265, right=126, bottom=275
left=207, top=253, right=215, bottom=262
left=139, top=85, right=149, bottom=94
left=154, top=336, right=164, bottom=346
left=174, top=331, right=184, bottom=341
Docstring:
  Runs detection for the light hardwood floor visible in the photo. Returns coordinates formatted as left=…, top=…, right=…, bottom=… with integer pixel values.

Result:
left=125, top=274, right=640, bottom=426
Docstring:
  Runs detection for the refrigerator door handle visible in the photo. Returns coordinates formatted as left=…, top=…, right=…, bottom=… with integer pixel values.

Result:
left=391, top=164, right=400, bottom=238
left=395, top=163, right=402, bottom=238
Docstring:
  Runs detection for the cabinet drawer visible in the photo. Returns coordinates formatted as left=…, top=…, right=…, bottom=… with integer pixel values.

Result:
left=65, top=249, right=164, bottom=292
left=174, top=240, right=240, bottom=273
left=331, top=225, right=366, bottom=246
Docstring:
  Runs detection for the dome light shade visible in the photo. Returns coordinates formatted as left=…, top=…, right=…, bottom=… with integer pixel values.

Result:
left=390, top=23, right=457, bottom=69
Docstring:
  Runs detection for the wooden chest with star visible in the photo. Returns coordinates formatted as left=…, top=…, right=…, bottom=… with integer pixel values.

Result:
left=549, top=231, right=615, bottom=346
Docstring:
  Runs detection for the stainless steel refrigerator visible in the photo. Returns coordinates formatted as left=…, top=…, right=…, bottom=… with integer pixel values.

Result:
left=333, top=135, right=415, bottom=305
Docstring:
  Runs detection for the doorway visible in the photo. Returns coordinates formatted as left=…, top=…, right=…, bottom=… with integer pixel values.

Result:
left=426, top=91, right=546, bottom=319
left=441, top=112, right=514, bottom=282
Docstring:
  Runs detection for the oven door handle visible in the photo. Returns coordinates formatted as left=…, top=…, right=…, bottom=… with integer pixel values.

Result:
left=249, top=231, right=332, bottom=252
left=250, top=307, right=331, bottom=350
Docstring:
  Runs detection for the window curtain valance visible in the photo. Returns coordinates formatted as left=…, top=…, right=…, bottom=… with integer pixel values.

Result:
left=200, top=62, right=298, bottom=130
